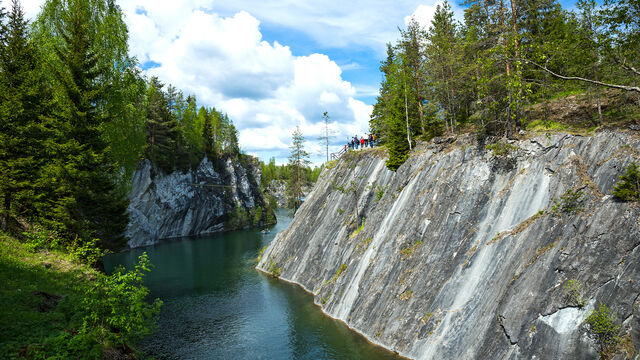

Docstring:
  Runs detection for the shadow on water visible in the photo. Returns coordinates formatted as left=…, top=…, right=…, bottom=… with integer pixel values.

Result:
left=104, top=209, right=402, bottom=360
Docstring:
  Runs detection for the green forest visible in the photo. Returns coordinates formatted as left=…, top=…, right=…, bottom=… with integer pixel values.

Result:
left=0, top=0, right=246, bottom=252
left=371, top=0, right=639, bottom=170
left=0, top=0, right=250, bottom=357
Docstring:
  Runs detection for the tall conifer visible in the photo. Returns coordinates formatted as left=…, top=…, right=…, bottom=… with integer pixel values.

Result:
left=0, top=0, right=53, bottom=229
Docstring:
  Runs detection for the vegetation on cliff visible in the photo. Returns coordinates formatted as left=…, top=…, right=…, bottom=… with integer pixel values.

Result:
left=371, top=0, right=640, bottom=170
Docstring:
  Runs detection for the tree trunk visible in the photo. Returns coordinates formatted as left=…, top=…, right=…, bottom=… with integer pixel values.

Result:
left=510, top=0, right=522, bottom=131
left=2, top=192, right=11, bottom=231
left=404, top=79, right=412, bottom=151
left=448, top=64, right=457, bottom=133
left=595, top=70, right=603, bottom=126
left=500, top=0, right=513, bottom=137
left=415, top=66, right=425, bottom=134
left=440, top=66, right=450, bottom=134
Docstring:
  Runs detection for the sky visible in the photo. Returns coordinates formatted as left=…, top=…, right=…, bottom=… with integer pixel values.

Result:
left=19, top=0, right=576, bottom=166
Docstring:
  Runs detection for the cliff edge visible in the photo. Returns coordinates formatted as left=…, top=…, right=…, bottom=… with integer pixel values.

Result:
left=257, top=131, right=640, bottom=359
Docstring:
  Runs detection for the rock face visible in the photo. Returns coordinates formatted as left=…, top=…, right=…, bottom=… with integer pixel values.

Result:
left=257, top=131, right=640, bottom=359
left=265, top=179, right=314, bottom=209
left=127, top=155, right=274, bottom=248
left=266, top=180, right=288, bottom=208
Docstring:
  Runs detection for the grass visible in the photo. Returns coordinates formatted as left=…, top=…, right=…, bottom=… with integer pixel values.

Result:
left=0, top=231, right=161, bottom=359
left=324, top=264, right=348, bottom=285
left=0, top=233, right=95, bottom=358
left=400, top=240, right=422, bottom=259
left=485, top=141, right=518, bottom=157
left=356, top=237, right=372, bottom=252
left=349, top=220, right=365, bottom=238
left=526, top=119, right=569, bottom=131
left=325, top=160, right=338, bottom=170
left=1, top=235, right=101, bottom=358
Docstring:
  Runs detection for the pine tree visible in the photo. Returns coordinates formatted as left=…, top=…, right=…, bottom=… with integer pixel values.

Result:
left=44, top=0, right=129, bottom=250
left=287, top=126, right=310, bottom=211
left=0, top=0, right=53, bottom=229
left=145, top=76, right=180, bottom=173
left=426, top=1, right=461, bottom=134
left=202, top=107, right=215, bottom=158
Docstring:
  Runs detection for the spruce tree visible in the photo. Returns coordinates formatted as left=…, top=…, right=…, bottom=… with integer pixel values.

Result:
left=0, top=0, right=53, bottom=229
left=287, top=126, right=310, bottom=211
left=145, top=76, right=180, bottom=173
left=46, top=1, right=128, bottom=250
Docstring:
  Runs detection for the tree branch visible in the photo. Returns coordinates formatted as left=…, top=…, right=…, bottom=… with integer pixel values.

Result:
left=618, top=59, right=640, bottom=77
left=522, top=59, right=640, bottom=93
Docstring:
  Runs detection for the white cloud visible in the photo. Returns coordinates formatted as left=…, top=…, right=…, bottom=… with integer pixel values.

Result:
left=405, top=2, right=444, bottom=29
left=20, top=0, right=463, bottom=164
left=121, top=8, right=372, bottom=163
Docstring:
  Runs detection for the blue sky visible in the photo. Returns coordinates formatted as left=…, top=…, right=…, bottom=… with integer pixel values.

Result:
left=22, top=0, right=584, bottom=165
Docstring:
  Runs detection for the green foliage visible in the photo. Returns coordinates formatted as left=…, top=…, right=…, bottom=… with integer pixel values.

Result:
left=252, top=206, right=263, bottom=226
left=68, top=238, right=105, bottom=268
left=22, top=226, right=59, bottom=252
left=552, top=188, right=585, bottom=215
left=267, top=259, right=281, bottom=277
left=486, top=142, right=518, bottom=157
left=324, top=264, right=347, bottom=285
left=400, top=240, right=422, bottom=258
left=371, top=0, right=640, bottom=146
left=612, top=162, right=640, bottom=201
left=287, top=126, right=310, bottom=210
left=375, top=185, right=386, bottom=202
left=325, top=159, right=338, bottom=170
left=0, top=232, right=160, bottom=359
left=349, top=219, right=365, bottom=238
left=0, top=1, right=54, bottom=229
left=226, top=202, right=249, bottom=229
left=256, top=245, right=268, bottom=262
left=563, top=279, right=586, bottom=307
left=80, top=253, right=162, bottom=346
left=336, top=208, right=344, bottom=215
left=586, top=303, right=620, bottom=356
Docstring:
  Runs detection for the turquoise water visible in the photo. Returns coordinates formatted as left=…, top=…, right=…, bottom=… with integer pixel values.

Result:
left=103, top=211, right=402, bottom=360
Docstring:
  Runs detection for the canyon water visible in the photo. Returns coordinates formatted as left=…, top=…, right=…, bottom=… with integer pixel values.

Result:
left=104, top=210, right=401, bottom=359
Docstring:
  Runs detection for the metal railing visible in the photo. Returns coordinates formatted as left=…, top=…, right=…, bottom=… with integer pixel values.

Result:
left=330, top=147, right=347, bottom=160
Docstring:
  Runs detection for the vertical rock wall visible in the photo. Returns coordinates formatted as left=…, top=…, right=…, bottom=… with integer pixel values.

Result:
left=126, top=155, right=273, bottom=248
left=257, top=131, right=640, bottom=359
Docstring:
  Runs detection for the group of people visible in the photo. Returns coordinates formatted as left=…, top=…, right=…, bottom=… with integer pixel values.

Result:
left=345, top=133, right=375, bottom=151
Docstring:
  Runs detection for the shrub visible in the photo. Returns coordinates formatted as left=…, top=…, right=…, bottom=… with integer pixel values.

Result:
left=253, top=206, right=263, bottom=226
left=22, top=225, right=59, bottom=252
left=80, top=253, right=162, bottom=346
left=612, top=162, right=640, bottom=201
left=563, top=279, right=585, bottom=307
left=268, top=259, right=282, bottom=277
left=375, top=185, right=386, bottom=202
left=585, top=303, right=620, bottom=357
left=552, top=188, right=584, bottom=215
left=486, top=141, right=518, bottom=157
left=68, top=238, right=106, bottom=268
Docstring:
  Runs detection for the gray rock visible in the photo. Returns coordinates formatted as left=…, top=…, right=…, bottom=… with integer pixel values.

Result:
left=126, top=155, right=270, bottom=247
left=257, top=131, right=640, bottom=359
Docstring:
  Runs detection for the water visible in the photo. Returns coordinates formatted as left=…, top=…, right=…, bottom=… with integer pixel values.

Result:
left=104, top=210, right=402, bottom=360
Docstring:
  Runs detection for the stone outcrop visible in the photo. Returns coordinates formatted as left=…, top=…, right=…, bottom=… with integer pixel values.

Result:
left=257, top=131, right=640, bottom=359
left=265, top=179, right=314, bottom=209
left=126, top=155, right=274, bottom=248
left=266, top=179, right=288, bottom=208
